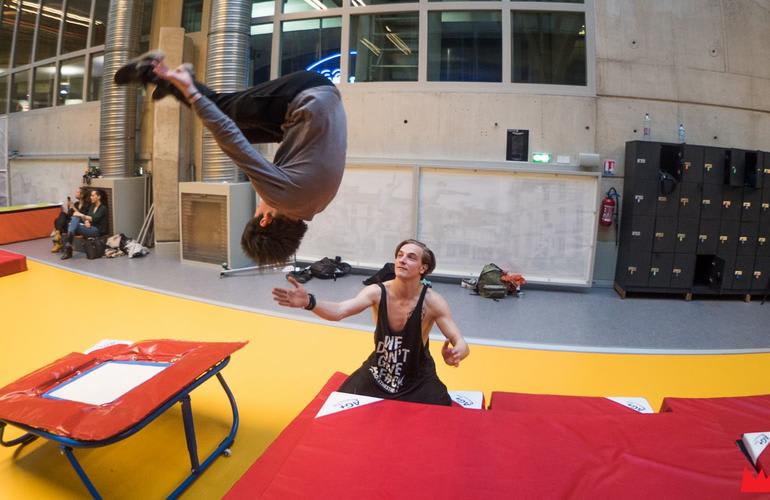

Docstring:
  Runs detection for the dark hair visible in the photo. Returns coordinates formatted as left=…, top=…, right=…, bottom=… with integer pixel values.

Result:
left=90, top=189, right=107, bottom=207
left=241, top=215, right=308, bottom=266
left=394, top=239, right=436, bottom=277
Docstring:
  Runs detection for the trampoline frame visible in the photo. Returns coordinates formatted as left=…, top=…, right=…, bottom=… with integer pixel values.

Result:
left=0, top=356, right=238, bottom=499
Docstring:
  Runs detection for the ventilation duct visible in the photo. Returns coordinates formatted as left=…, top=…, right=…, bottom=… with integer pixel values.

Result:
left=202, top=0, right=251, bottom=182
left=99, top=0, right=144, bottom=178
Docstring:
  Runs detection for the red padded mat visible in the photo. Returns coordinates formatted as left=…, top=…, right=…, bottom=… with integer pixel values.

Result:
left=0, top=249, right=27, bottom=277
left=489, top=391, right=641, bottom=414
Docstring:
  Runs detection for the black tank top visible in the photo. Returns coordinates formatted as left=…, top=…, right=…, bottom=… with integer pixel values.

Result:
left=362, top=283, right=433, bottom=395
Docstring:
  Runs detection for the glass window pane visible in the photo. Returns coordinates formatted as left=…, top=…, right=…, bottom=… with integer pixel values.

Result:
left=283, top=0, right=341, bottom=15
left=58, top=55, right=84, bottom=105
left=141, top=0, right=153, bottom=37
left=14, top=0, right=36, bottom=66
left=10, top=69, right=29, bottom=112
left=0, top=74, right=7, bottom=114
left=88, top=51, right=103, bottom=100
left=250, top=23, right=273, bottom=85
left=32, top=62, right=56, bottom=108
left=280, top=17, right=341, bottom=81
left=182, top=0, right=202, bottom=33
left=427, top=11, right=501, bottom=82
left=352, top=0, right=414, bottom=6
left=91, top=0, right=107, bottom=46
left=512, top=11, right=586, bottom=85
left=61, top=0, right=91, bottom=54
left=35, top=0, right=64, bottom=61
left=350, top=12, right=418, bottom=83
left=1, top=0, right=17, bottom=69
left=252, top=0, right=274, bottom=17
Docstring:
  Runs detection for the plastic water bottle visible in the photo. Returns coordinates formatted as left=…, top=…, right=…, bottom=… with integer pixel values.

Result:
left=643, top=113, right=651, bottom=140
left=678, top=123, right=686, bottom=144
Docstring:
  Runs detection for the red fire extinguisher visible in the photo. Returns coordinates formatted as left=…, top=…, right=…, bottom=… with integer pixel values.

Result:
left=600, top=187, right=620, bottom=227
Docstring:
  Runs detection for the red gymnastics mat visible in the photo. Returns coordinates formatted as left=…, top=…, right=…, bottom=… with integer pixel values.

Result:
left=226, top=373, right=751, bottom=500
left=0, top=249, right=27, bottom=277
left=489, top=391, right=652, bottom=414
left=661, top=394, right=770, bottom=439
left=0, top=203, right=60, bottom=244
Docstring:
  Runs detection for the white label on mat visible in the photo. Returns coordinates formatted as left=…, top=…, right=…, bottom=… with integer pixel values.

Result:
left=315, top=391, right=383, bottom=418
left=449, top=391, right=484, bottom=409
left=45, top=361, right=169, bottom=405
left=743, top=432, right=770, bottom=466
left=605, top=397, right=654, bottom=413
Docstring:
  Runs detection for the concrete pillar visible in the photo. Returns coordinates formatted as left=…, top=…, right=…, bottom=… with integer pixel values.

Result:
left=151, top=27, right=194, bottom=242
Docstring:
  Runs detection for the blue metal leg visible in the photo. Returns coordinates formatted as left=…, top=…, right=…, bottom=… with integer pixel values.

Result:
left=60, top=445, right=102, bottom=500
left=180, top=395, right=200, bottom=470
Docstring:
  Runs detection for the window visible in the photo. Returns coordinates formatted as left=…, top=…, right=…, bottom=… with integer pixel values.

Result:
left=512, top=11, right=586, bottom=85
left=0, top=0, right=14, bottom=69
left=427, top=11, right=502, bottom=82
left=0, top=75, right=7, bottom=113
left=58, top=56, right=85, bottom=105
left=91, top=0, right=108, bottom=46
left=283, top=0, right=341, bottom=15
left=88, top=52, right=103, bottom=101
left=252, top=0, right=274, bottom=18
left=32, top=62, right=56, bottom=108
left=352, top=0, right=414, bottom=5
left=61, top=0, right=91, bottom=54
left=182, top=0, right=203, bottom=33
left=10, top=69, right=29, bottom=112
left=350, top=12, right=418, bottom=83
left=14, top=0, right=35, bottom=66
left=35, top=0, right=64, bottom=61
left=281, top=17, right=341, bottom=80
left=250, top=23, right=273, bottom=85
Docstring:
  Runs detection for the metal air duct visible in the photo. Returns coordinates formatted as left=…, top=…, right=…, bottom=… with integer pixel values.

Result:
left=202, top=0, right=251, bottom=182
left=99, top=0, right=144, bottom=178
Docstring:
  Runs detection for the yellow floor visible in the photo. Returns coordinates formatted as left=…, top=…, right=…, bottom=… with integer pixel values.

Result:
left=1, top=261, right=769, bottom=499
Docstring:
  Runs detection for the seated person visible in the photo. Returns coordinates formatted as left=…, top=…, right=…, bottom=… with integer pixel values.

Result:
left=61, top=190, right=108, bottom=260
left=272, top=239, right=470, bottom=406
left=51, top=187, right=90, bottom=253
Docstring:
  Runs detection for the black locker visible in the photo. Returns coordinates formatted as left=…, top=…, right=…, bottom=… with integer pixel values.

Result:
left=707, top=256, right=727, bottom=292
left=627, top=179, right=659, bottom=217
left=677, top=182, right=701, bottom=220
left=675, top=218, right=699, bottom=254
left=656, top=183, right=680, bottom=217
left=720, top=186, right=742, bottom=221
left=725, top=149, right=746, bottom=187
left=745, top=152, right=762, bottom=190
left=625, top=141, right=661, bottom=180
left=648, top=253, right=674, bottom=288
left=751, top=257, right=770, bottom=291
left=758, top=220, right=770, bottom=256
left=680, top=145, right=704, bottom=184
left=700, top=183, right=723, bottom=219
left=761, top=190, right=770, bottom=224
left=736, top=222, right=758, bottom=256
left=724, top=255, right=754, bottom=291
left=615, top=250, right=651, bottom=288
left=703, top=147, right=727, bottom=184
left=740, top=188, right=762, bottom=222
left=670, top=254, right=696, bottom=289
left=653, top=217, right=677, bottom=253
left=621, top=216, right=655, bottom=254
left=716, top=219, right=739, bottom=259
left=763, top=152, right=770, bottom=192
left=697, top=218, right=720, bottom=254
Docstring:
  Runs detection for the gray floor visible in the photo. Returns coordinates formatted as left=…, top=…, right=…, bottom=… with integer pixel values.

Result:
left=4, top=238, right=770, bottom=354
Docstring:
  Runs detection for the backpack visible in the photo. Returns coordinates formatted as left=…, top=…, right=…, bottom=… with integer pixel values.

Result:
left=362, top=263, right=395, bottom=285
left=310, top=256, right=351, bottom=281
left=476, top=263, right=507, bottom=299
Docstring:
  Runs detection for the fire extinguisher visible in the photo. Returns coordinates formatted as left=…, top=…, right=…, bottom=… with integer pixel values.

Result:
left=600, top=187, right=620, bottom=227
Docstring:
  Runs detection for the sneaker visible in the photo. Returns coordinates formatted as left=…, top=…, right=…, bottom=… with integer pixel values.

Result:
left=114, top=49, right=165, bottom=86
left=151, top=63, right=195, bottom=104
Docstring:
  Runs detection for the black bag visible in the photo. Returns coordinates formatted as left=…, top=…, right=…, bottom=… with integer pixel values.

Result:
left=84, top=237, right=106, bottom=260
left=310, top=256, right=351, bottom=281
left=363, top=263, right=395, bottom=285
left=476, top=263, right=507, bottom=299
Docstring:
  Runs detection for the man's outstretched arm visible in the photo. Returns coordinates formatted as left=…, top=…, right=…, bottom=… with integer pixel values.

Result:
left=432, top=293, right=470, bottom=367
left=272, top=276, right=379, bottom=321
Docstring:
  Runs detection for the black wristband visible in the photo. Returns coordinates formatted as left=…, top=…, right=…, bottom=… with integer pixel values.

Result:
left=304, top=293, right=316, bottom=311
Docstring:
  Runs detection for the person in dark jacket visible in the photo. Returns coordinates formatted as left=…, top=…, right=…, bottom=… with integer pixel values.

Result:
left=61, top=190, right=108, bottom=260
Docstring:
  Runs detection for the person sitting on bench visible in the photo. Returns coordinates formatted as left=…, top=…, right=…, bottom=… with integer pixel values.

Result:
left=61, top=190, right=107, bottom=260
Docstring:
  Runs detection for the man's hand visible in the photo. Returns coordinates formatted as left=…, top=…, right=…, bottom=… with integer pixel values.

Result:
left=441, top=340, right=469, bottom=367
left=272, top=275, right=311, bottom=309
left=152, top=61, right=196, bottom=97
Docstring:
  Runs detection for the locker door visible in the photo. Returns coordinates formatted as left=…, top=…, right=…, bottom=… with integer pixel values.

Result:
left=716, top=219, right=739, bottom=260
left=675, top=218, right=699, bottom=254
left=703, top=147, right=727, bottom=184
left=677, top=182, right=701, bottom=220
left=700, top=183, right=723, bottom=219
left=616, top=250, right=651, bottom=288
left=670, top=254, right=696, bottom=289
left=628, top=179, right=659, bottom=217
left=653, top=217, right=677, bottom=253
left=680, top=145, right=704, bottom=184
left=758, top=220, right=770, bottom=256
left=621, top=216, right=655, bottom=254
left=725, top=255, right=754, bottom=291
left=648, top=253, right=674, bottom=288
left=697, top=218, right=720, bottom=255
left=625, top=141, right=661, bottom=180
left=720, top=186, right=742, bottom=221
left=736, top=222, right=758, bottom=256
left=726, top=149, right=746, bottom=187
left=741, top=188, right=762, bottom=222
left=656, top=183, right=680, bottom=217
left=751, top=257, right=770, bottom=291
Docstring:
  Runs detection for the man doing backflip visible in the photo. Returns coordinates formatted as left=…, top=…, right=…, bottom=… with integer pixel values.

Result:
left=272, top=239, right=470, bottom=406
left=115, top=52, right=347, bottom=265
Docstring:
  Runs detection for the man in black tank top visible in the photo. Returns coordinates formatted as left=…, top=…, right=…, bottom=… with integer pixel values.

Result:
left=272, top=239, right=470, bottom=406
